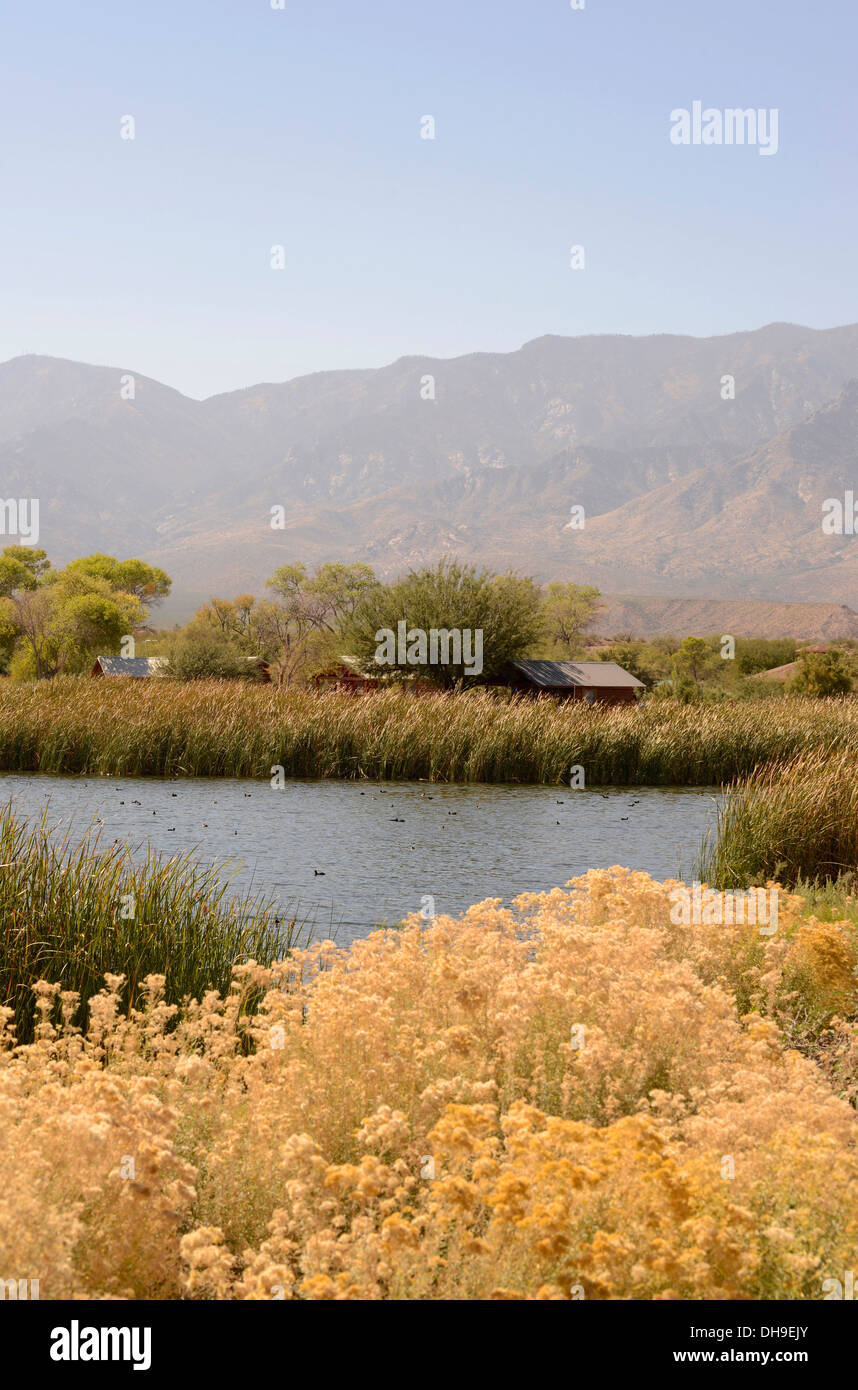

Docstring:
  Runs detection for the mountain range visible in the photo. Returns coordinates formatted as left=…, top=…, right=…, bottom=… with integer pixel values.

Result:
left=3, top=321, right=858, bottom=632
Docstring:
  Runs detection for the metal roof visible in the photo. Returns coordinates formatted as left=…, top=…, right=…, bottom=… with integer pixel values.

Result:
left=510, top=660, right=645, bottom=689
left=94, top=656, right=169, bottom=677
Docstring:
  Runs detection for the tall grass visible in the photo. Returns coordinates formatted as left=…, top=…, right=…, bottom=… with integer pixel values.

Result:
left=0, top=678, right=854, bottom=784
left=0, top=806, right=297, bottom=1041
left=697, top=747, right=858, bottom=888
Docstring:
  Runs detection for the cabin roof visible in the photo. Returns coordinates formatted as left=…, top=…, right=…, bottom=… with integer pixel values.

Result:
left=510, top=659, right=645, bottom=689
left=93, top=656, right=169, bottom=677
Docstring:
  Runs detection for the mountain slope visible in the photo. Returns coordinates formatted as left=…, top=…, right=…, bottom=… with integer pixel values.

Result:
left=2, top=322, right=858, bottom=612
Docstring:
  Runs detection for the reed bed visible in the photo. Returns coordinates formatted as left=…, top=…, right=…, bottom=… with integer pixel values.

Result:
left=0, top=678, right=854, bottom=785
left=698, top=747, right=858, bottom=889
left=0, top=807, right=293, bottom=1041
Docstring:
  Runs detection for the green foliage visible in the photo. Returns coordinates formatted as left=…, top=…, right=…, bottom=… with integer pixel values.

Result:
left=672, top=636, right=721, bottom=686
left=0, top=547, right=169, bottom=680
left=164, top=624, right=257, bottom=681
left=0, top=806, right=296, bottom=1043
left=347, top=559, right=543, bottom=687
left=734, top=637, right=797, bottom=675
left=2, top=572, right=143, bottom=679
left=0, top=545, right=51, bottom=596
left=595, top=641, right=663, bottom=685
left=787, top=647, right=853, bottom=696
left=541, top=581, right=602, bottom=656
left=64, top=554, right=171, bottom=604
left=698, top=746, right=858, bottom=889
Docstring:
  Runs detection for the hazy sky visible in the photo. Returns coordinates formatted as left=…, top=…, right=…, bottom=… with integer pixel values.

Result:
left=1, top=0, right=855, bottom=398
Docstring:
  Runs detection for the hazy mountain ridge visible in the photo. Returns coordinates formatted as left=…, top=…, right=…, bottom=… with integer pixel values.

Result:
left=2, top=322, right=858, bottom=624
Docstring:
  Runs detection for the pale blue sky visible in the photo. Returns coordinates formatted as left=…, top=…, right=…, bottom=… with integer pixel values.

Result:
left=1, top=0, right=855, bottom=398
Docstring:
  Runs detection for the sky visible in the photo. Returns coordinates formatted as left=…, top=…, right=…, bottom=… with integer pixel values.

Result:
left=1, top=0, right=856, bottom=399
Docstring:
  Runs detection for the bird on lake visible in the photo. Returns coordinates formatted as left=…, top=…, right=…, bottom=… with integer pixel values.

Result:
left=314, top=869, right=325, bottom=876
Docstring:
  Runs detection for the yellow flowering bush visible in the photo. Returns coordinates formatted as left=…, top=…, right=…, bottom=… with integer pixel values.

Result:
left=1, top=868, right=857, bottom=1300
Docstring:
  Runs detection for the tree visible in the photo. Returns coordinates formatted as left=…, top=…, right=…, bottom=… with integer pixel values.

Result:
left=195, top=595, right=258, bottom=647
left=788, top=648, right=852, bottom=697
left=64, top=554, right=171, bottom=605
left=672, top=636, right=720, bottom=686
left=249, top=563, right=380, bottom=687
left=164, top=624, right=256, bottom=681
left=347, top=560, right=543, bottom=688
left=0, top=550, right=165, bottom=679
left=541, top=582, right=601, bottom=656
left=0, top=546, right=51, bottom=597
left=596, top=641, right=661, bottom=685
left=3, top=571, right=143, bottom=679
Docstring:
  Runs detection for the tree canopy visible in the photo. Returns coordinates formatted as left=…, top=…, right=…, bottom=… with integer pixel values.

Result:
left=0, top=548, right=168, bottom=679
left=347, top=559, right=544, bottom=688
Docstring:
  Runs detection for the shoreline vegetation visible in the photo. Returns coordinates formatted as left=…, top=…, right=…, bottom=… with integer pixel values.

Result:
left=698, top=747, right=858, bottom=890
left=4, top=866, right=858, bottom=1300
left=0, top=807, right=297, bottom=1043
left=0, top=677, right=855, bottom=785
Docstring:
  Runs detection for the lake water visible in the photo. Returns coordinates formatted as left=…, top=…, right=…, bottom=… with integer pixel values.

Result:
left=0, top=773, right=721, bottom=947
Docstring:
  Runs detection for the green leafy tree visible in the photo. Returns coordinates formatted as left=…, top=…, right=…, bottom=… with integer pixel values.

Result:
left=3, top=572, right=143, bottom=679
left=0, top=550, right=166, bottom=679
left=251, top=563, right=380, bottom=686
left=596, top=640, right=662, bottom=685
left=347, top=560, right=543, bottom=688
left=735, top=637, right=797, bottom=675
left=672, top=636, right=721, bottom=687
left=541, top=582, right=602, bottom=657
left=788, top=648, right=852, bottom=696
left=64, top=554, right=171, bottom=605
left=195, top=594, right=258, bottom=648
left=164, top=624, right=256, bottom=680
left=0, top=546, right=51, bottom=597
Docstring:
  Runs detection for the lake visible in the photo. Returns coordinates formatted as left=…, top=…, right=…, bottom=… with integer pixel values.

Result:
left=0, top=773, right=721, bottom=947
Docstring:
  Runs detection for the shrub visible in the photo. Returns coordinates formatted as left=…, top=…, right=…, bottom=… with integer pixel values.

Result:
left=3, top=868, right=858, bottom=1300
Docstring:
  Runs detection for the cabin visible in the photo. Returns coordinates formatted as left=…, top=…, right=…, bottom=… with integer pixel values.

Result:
left=309, top=657, right=434, bottom=696
left=310, top=657, right=381, bottom=694
left=503, top=660, right=644, bottom=706
left=91, top=656, right=169, bottom=678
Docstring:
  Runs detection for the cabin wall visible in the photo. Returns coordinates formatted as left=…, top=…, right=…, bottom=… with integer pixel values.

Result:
left=517, top=684, right=638, bottom=706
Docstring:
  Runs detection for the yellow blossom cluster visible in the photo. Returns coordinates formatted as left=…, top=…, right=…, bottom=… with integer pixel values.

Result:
left=1, top=868, right=857, bottom=1300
